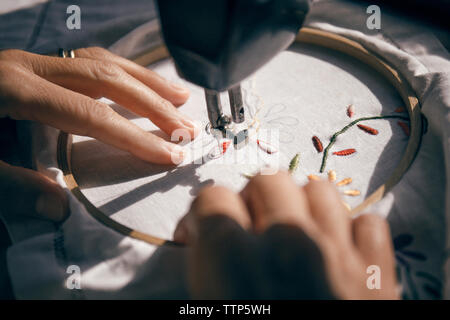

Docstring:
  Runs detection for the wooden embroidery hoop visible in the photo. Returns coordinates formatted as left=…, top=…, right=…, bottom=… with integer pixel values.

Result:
left=56, top=27, right=422, bottom=246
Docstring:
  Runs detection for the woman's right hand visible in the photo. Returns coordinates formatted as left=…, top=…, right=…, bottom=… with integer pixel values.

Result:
left=174, top=172, right=399, bottom=299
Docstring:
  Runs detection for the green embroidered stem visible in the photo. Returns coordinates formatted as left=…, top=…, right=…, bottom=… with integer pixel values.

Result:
left=319, top=115, right=410, bottom=173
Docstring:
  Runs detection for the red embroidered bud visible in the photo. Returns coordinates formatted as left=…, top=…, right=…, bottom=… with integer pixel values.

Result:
left=312, top=136, right=324, bottom=153
left=357, top=124, right=379, bottom=135
left=333, top=148, right=356, bottom=156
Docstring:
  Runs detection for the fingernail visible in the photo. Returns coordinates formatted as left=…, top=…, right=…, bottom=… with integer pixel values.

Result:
left=181, top=118, right=196, bottom=129
left=35, top=192, right=68, bottom=222
left=170, top=82, right=189, bottom=92
left=169, top=144, right=188, bottom=165
left=181, top=119, right=200, bottom=137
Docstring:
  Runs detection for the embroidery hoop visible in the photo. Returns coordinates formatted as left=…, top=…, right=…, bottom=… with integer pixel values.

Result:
left=56, top=27, right=422, bottom=246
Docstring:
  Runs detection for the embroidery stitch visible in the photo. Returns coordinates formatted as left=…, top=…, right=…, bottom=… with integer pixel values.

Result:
left=336, top=177, right=352, bottom=186
left=308, top=174, right=320, bottom=181
left=207, top=139, right=232, bottom=160
left=319, top=115, right=409, bottom=172
left=343, top=189, right=360, bottom=196
left=288, top=153, right=300, bottom=174
left=328, top=170, right=336, bottom=182
left=347, top=104, right=355, bottom=118
left=357, top=124, right=379, bottom=135
left=333, top=148, right=356, bottom=156
left=257, top=139, right=278, bottom=154
left=222, top=140, right=231, bottom=154
left=312, top=136, right=324, bottom=153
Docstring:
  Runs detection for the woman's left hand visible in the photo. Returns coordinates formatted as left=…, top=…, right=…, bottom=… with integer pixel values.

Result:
left=0, top=47, right=197, bottom=221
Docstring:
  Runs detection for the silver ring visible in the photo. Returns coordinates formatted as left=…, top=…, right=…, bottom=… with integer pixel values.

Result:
left=58, top=48, right=75, bottom=58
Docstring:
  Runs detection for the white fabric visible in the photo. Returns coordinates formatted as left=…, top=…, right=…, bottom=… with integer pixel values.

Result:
left=1, top=0, right=449, bottom=299
left=71, top=46, right=407, bottom=240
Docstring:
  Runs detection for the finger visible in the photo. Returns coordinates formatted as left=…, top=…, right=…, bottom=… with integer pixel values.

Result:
left=0, top=161, right=69, bottom=222
left=240, top=171, right=315, bottom=234
left=352, top=214, right=398, bottom=298
left=174, top=185, right=251, bottom=244
left=75, top=47, right=190, bottom=106
left=258, top=224, right=336, bottom=299
left=182, top=186, right=255, bottom=298
left=173, top=213, right=190, bottom=244
left=8, top=71, right=185, bottom=164
left=25, top=54, right=197, bottom=139
left=188, top=214, right=258, bottom=299
left=304, top=180, right=352, bottom=245
left=7, top=47, right=189, bottom=107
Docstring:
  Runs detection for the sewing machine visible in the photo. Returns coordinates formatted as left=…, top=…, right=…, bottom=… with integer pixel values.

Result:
left=156, top=0, right=310, bottom=147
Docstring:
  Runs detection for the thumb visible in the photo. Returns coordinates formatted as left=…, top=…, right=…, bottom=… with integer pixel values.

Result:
left=0, top=161, right=69, bottom=222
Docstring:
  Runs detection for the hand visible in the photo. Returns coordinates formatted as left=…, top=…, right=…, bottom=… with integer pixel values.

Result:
left=0, top=47, right=196, bottom=222
left=174, top=172, right=399, bottom=299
